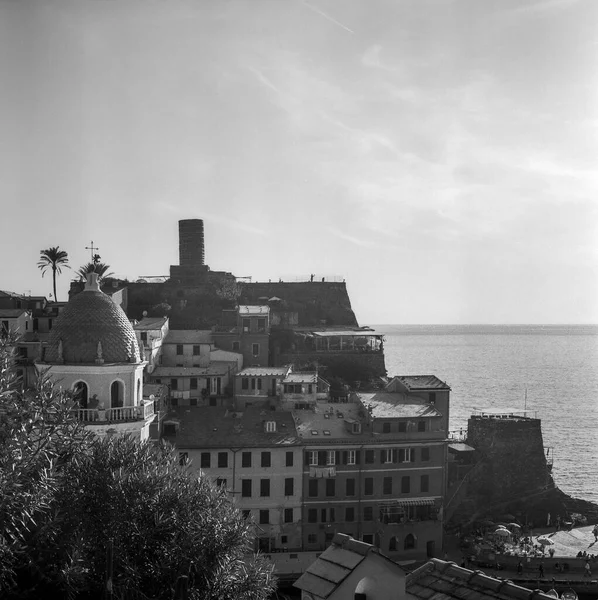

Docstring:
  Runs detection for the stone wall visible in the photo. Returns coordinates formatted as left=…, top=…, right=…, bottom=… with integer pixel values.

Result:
left=240, top=282, right=358, bottom=327
left=455, top=416, right=552, bottom=522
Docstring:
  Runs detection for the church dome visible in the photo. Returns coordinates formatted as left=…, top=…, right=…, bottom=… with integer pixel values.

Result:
left=44, top=274, right=140, bottom=364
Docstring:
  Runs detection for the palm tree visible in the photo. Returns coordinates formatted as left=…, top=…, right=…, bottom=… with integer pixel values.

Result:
left=78, top=262, right=115, bottom=284
left=38, top=247, right=70, bottom=302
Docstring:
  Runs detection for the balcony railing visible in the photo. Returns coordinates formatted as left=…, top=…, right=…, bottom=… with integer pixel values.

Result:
left=75, top=400, right=156, bottom=424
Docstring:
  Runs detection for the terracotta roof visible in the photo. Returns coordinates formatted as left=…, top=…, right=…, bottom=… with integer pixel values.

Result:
left=0, top=309, right=28, bottom=318
left=43, top=277, right=140, bottom=364
left=408, top=559, right=557, bottom=600
left=133, top=317, right=168, bottom=331
left=163, top=406, right=301, bottom=448
left=237, top=366, right=291, bottom=377
left=164, top=330, right=213, bottom=344
left=393, top=375, right=450, bottom=390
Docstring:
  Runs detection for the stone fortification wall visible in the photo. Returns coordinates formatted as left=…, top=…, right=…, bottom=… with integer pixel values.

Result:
left=240, top=282, right=358, bottom=327
left=461, top=416, right=551, bottom=520
left=274, top=351, right=387, bottom=379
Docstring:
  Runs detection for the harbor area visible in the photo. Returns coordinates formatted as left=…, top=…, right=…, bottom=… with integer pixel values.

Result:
left=445, top=523, right=598, bottom=598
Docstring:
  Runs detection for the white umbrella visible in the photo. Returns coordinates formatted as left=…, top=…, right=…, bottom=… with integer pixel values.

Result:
left=538, top=537, right=554, bottom=546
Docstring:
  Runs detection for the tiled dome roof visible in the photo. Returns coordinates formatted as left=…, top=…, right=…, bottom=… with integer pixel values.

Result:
left=44, top=275, right=140, bottom=364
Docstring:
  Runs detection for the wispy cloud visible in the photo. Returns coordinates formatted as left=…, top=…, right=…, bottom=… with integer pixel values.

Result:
left=301, top=1, right=354, bottom=34
left=327, top=227, right=376, bottom=248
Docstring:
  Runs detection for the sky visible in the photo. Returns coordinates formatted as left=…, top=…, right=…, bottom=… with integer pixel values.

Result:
left=1, top=0, right=597, bottom=324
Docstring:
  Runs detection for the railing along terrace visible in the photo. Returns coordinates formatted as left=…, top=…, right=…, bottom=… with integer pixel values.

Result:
left=75, top=400, right=156, bottom=423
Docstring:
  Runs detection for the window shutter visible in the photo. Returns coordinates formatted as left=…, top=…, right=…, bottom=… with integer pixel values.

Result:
left=410, top=448, right=416, bottom=462
left=335, top=451, right=340, bottom=465
left=392, top=448, right=398, bottom=463
left=318, top=451, right=326, bottom=466
left=305, top=451, right=310, bottom=464
left=355, top=450, right=360, bottom=464
left=342, top=451, right=348, bottom=465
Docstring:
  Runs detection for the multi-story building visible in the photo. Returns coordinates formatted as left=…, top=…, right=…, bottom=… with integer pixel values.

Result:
left=132, top=316, right=169, bottom=378
left=149, top=329, right=241, bottom=407
left=162, top=406, right=303, bottom=552
left=212, top=305, right=270, bottom=367
left=297, top=375, right=450, bottom=561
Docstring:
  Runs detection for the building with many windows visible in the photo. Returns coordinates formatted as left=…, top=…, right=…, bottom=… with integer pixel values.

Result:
left=296, top=376, right=450, bottom=561
left=162, top=406, right=303, bottom=552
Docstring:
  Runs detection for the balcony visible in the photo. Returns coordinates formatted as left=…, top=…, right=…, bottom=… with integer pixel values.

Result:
left=75, top=399, right=156, bottom=423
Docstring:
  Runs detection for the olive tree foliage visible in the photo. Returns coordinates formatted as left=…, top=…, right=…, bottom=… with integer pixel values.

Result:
left=56, top=437, right=275, bottom=600
left=0, top=338, right=274, bottom=599
left=0, top=334, right=92, bottom=594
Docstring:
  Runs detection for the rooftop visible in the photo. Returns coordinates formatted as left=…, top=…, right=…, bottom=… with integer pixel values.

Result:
left=310, top=329, right=383, bottom=337
left=133, top=317, right=168, bottom=331
left=358, top=392, right=443, bottom=420
left=238, top=305, right=270, bottom=315
left=163, top=330, right=213, bottom=344
left=293, top=401, right=368, bottom=441
left=284, top=372, right=318, bottom=384
left=162, top=406, right=300, bottom=448
left=152, top=362, right=233, bottom=377
left=237, top=366, right=291, bottom=378
left=391, top=375, right=450, bottom=391
left=0, top=309, right=29, bottom=318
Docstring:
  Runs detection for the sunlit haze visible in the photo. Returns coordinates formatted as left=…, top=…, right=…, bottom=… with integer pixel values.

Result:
left=1, top=0, right=597, bottom=324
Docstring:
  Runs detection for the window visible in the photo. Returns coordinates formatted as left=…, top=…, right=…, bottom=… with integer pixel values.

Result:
left=418, top=420, right=426, bottom=432
left=242, top=509, right=251, bottom=520
left=170, top=397, right=178, bottom=407
left=345, top=477, right=356, bottom=497
left=261, top=452, right=271, bottom=467
left=325, top=479, right=335, bottom=497
left=347, top=450, right=356, bottom=465
left=190, top=398, right=197, bottom=406
left=285, top=451, right=293, bottom=467
left=18, top=347, right=28, bottom=358
left=241, top=377, right=249, bottom=390
left=284, top=508, right=293, bottom=523
left=308, top=479, right=319, bottom=497
left=241, top=479, right=252, bottom=497
left=257, top=318, right=266, bottom=332
left=179, top=452, right=188, bottom=465
left=389, top=537, right=398, bottom=551
left=307, top=451, right=318, bottom=466
left=421, top=447, right=430, bottom=461
left=345, top=507, right=355, bottom=522
left=382, top=422, right=391, bottom=433
left=398, top=421, right=407, bottom=432
left=404, top=533, right=416, bottom=550
left=401, top=476, right=411, bottom=494
left=232, top=341, right=240, bottom=351
left=308, top=509, right=317, bottom=523
left=364, top=478, right=373, bottom=496
left=285, top=478, right=294, bottom=496
left=192, top=345, right=200, bottom=355
left=265, top=421, right=276, bottom=433
left=399, top=448, right=415, bottom=463
left=383, top=477, right=393, bottom=495
left=259, top=510, right=269, bottom=525
left=242, top=318, right=250, bottom=331
left=257, top=377, right=262, bottom=390
left=242, top=452, right=251, bottom=467
left=218, top=452, right=228, bottom=468
left=307, top=534, right=318, bottom=544
left=176, top=344, right=183, bottom=355
left=363, top=506, right=373, bottom=521
left=321, top=508, right=327, bottom=523
left=421, top=474, right=429, bottom=493
left=140, top=332, right=147, bottom=343
left=216, top=478, right=227, bottom=487
left=326, top=450, right=336, bottom=466
left=381, top=449, right=393, bottom=464
left=260, top=479, right=270, bottom=497
left=251, top=378, right=256, bottom=390
left=190, top=378, right=198, bottom=390
left=252, top=343, right=259, bottom=357
left=365, top=450, right=375, bottom=464
left=429, top=392, right=436, bottom=404
left=200, top=452, right=210, bottom=468
left=170, top=378, right=178, bottom=391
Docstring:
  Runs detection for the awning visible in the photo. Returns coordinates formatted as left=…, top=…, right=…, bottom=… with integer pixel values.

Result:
left=449, top=442, right=475, bottom=452
left=380, top=497, right=437, bottom=507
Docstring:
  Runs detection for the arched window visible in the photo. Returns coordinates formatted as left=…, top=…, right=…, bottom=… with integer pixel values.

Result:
left=404, top=533, right=416, bottom=550
left=389, top=536, right=398, bottom=551
left=73, top=381, right=88, bottom=409
left=111, top=380, right=124, bottom=408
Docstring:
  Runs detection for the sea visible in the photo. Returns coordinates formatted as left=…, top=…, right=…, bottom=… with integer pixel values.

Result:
left=373, top=325, right=598, bottom=505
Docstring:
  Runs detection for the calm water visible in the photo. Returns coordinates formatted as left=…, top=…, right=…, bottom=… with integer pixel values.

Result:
left=374, top=325, right=598, bottom=504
